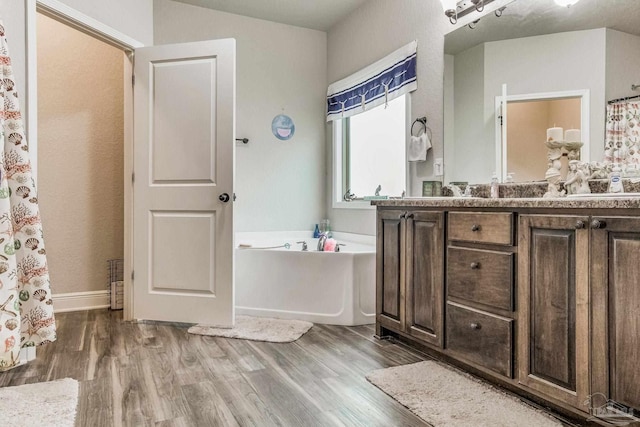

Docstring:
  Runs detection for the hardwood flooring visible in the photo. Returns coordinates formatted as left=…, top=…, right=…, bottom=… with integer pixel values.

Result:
left=0, top=310, right=430, bottom=426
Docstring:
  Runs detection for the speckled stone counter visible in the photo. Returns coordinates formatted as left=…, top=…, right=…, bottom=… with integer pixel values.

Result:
left=372, top=196, right=640, bottom=210
left=442, top=179, right=640, bottom=199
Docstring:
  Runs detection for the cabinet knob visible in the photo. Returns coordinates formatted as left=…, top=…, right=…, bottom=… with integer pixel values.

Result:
left=406, top=213, right=414, bottom=219
left=470, top=322, right=481, bottom=330
left=575, top=220, right=585, bottom=229
left=591, top=219, right=607, bottom=229
left=470, top=262, right=480, bottom=270
left=400, top=212, right=406, bottom=219
left=471, top=224, right=481, bottom=232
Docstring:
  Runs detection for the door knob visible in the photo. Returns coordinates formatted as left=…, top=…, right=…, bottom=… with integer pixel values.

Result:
left=219, top=193, right=230, bottom=203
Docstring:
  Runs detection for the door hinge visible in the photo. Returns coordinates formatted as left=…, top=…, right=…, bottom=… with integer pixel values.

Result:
left=132, top=172, right=135, bottom=183
left=498, top=115, right=504, bottom=126
left=131, top=271, right=134, bottom=280
left=132, top=75, right=135, bottom=86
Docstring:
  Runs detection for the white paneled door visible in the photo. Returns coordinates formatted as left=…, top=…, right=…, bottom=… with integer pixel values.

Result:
left=133, top=39, right=236, bottom=326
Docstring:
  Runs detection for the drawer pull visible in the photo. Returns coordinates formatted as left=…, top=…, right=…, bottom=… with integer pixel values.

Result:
left=591, top=219, right=606, bottom=229
left=575, top=220, right=585, bottom=229
left=471, top=224, right=481, bottom=232
left=470, top=262, right=480, bottom=270
left=470, top=322, right=482, bottom=330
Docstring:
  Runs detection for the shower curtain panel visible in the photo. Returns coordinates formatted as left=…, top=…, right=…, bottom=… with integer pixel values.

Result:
left=606, top=101, right=640, bottom=150
left=0, top=21, right=56, bottom=371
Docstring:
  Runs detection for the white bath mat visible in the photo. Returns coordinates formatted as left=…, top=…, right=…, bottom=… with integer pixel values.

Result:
left=0, top=378, right=78, bottom=427
left=188, top=315, right=313, bottom=343
left=366, top=361, right=563, bottom=427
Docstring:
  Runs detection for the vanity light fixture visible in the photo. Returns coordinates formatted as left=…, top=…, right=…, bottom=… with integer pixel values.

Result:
left=471, top=0, right=484, bottom=12
left=554, top=0, right=581, bottom=7
left=440, top=0, right=458, bottom=24
left=441, top=0, right=493, bottom=25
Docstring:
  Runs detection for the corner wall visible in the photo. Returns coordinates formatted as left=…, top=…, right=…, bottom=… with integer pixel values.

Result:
left=37, top=13, right=124, bottom=295
left=154, top=0, right=327, bottom=232
left=327, top=0, right=447, bottom=235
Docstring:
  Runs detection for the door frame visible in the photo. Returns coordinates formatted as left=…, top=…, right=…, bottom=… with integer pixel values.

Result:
left=26, top=0, right=143, bottom=320
left=493, top=88, right=590, bottom=182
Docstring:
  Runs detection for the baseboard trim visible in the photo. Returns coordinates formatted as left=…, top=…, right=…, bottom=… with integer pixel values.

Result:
left=53, top=290, right=110, bottom=313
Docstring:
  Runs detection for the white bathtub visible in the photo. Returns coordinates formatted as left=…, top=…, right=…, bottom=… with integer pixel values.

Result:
left=235, top=231, right=376, bottom=326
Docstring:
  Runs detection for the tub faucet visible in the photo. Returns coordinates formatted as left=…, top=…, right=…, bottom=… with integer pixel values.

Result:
left=297, top=241, right=308, bottom=251
left=317, top=233, right=328, bottom=251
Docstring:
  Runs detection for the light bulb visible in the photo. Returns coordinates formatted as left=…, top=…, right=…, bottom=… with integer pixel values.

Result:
left=554, top=0, right=580, bottom=7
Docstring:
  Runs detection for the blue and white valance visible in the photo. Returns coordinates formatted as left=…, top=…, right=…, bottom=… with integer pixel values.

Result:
left=326, top=40, right=417, bottom=122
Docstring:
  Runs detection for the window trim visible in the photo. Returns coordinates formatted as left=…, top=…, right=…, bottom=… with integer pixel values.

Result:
left=332, top=94, right=411, bottom=210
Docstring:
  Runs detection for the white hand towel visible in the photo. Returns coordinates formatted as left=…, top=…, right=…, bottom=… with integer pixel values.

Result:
left=408, top=132, right=431, bottom=162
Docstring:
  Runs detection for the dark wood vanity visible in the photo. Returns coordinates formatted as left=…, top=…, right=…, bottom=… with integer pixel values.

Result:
left=374, top=197, right=640, bottom=425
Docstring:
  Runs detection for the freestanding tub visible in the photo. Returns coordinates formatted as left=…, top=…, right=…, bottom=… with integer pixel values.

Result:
left=235, top=231, right=376, bottom=326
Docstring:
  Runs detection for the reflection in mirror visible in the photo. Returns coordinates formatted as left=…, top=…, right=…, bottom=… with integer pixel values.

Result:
left=506, top=96, right=581, bottom=182
left=443, top=0, right=640, bottom=184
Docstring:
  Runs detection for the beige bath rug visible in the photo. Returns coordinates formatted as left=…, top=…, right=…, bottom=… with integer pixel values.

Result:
left=366, top=361, right=563, bottom=427
left=0, top=378, right=78, bottom=427
left=188, top=315, right=313, bottom=343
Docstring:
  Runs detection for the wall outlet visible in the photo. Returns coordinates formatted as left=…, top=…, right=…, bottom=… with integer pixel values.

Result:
left=434, top=158, right=443, bottom=176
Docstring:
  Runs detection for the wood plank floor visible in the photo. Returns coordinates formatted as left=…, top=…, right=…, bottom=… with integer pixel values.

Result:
left=0, top=310, right=430, bottom=426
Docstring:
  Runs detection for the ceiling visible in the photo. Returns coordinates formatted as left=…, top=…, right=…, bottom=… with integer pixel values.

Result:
left=445, top=0, right=640, bottom=54
left=169, top=0, right=369, bottom=31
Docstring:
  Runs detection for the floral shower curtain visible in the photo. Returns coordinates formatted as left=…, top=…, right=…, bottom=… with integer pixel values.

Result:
left=605, top=100, right=640, bottom=152
left=0, top=21, right=56, bottom=371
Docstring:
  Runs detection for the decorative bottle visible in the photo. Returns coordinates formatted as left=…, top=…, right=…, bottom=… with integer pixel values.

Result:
left=608, top=165, right=624, bottom=193
left=490, top=172, right=500, bottom=199
left=313, top=224, right=320, bottom=238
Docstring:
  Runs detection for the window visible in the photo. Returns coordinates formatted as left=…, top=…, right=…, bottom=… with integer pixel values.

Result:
left=335, top=95, right=407, bottom=205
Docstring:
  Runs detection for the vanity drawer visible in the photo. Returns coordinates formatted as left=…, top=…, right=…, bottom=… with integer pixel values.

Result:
left=446, top=302, right=513, bottom=378
left=447, top=246, right=514, bottom=311
left=448, top=212, right=514, bottom=245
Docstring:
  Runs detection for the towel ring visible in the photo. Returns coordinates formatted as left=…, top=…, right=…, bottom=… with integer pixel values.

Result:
left=411, top=117, right=428, bottom=137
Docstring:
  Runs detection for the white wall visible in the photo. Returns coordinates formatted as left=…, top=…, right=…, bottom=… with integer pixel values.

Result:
left=443, top=54, right=455, bottom=186
left=605, top=29, right=640, bottom=102
left=47, top=0, right=153, bottom=45
left=154, top=0, right=327, bottom=232
left=451, top=43, right=485, bottom=184
left=327, top=0, right=447, bottom=235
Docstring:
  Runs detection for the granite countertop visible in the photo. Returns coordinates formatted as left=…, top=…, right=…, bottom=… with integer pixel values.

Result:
left=371, top=196, right=640, bottom=209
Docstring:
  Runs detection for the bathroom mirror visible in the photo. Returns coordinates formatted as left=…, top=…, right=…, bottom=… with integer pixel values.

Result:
left=443, top=0, right=640, bottom=184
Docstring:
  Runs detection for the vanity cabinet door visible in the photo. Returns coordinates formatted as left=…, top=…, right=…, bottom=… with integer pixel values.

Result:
left=376, top=210, right=405, bottom=334
left=518, top=214, right=590, bottom=411
left=591, top=216, right=640, bottom=413
left=405, top=211, right=444, bottom=347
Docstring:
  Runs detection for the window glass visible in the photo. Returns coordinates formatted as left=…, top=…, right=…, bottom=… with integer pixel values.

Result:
left=345, top=95, right=406, bottom=198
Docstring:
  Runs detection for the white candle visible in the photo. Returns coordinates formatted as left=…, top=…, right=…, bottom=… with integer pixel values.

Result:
left=565, top=129, right=581, bottom=142
left=547, top=127, right=563, bottom=142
